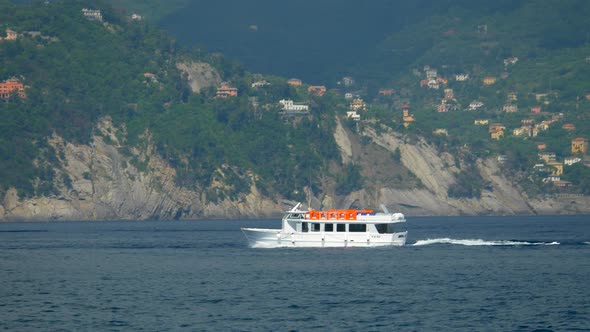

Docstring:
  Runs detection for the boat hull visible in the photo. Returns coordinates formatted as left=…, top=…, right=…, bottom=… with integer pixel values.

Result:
left=241, top=228, right=407, bottom=248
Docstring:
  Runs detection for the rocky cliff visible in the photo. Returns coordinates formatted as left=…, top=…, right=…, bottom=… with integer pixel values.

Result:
left=0, top=118, right=280, bottom=221
left=1, top=118, right=588, bottom=221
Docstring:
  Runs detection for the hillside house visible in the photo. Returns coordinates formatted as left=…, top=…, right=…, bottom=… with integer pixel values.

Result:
left=420, top=79, right=429, bottom=87
left=378, top=89, right=395, bottom=96
left=433, top=129, right=448, bottom=136
left=474, top=119, right=489, bottom=125
left=507, top=92, right=518, bottom=101
left=521, top=118, right=534, bottom=125
left=503, top=104, right=518, bottom=113
left=444, top=88, right=454, bottom=100
left=216, top=84, right=238, bottom=98
left=571, top=137, right=588, bottom=155
left=468, top=101, right=484, bottom=110
left=426, top=69, right=438, bottom=79
left=0, top=79, right=26, bottom=99
left=537, top=142, right=547, bottom=150
left=562, top=123, right=575, bottom=131
left=437, top=103, right=450, bottom=113
left=427, top=79, right=440, bottom=89
left=350, top=98, right=367, bottom=111
left=131, top=13, right=143, bottom=20
left=402, top=104, right=415, bottom=128
left=489, top=123, right=505, bottom=133
left=143, top=72, right=158, bottom=83
left=547, top=161, right=564, bottom=176
left=82, top=8, right=103, bottom=21
left=344, top=93, right=353, bottom=100
left=436, top=77, right=448, bottom=86
left=539, top=152, right=556, bottom=163
left=1, top=29, right=18, bottom=41
left=503, top=57, right=519, bottom=66
left=544, top=175, right=560, bottom=183
left=531, top=106, right=542, bottom=114
left=308, top=85, right=327, bottom=97
left=565, top=157, right=582, bottom=166
left=455, top=74, right=469, bottom=81
left=554, top=180, right=572, bottom=188
left=287, top=78, right=302, bottom=86
left=341, top=77, right=354, bottom=87
left=483, top=76, right=497, bottom=85
left=490, top=128, right=504, bottom=140
left=535, top=93, right=549, bottom=102
left=513, top=126, right=531, bottom=137
left=498, top=155, right=508, bottom=163
left=251, top=80, right=270, bottom=88
left=279, top=99, right=309, bottom=112
left=536, top=122, right=550, bottom=131
left=346, top=111, right=360, bottom=121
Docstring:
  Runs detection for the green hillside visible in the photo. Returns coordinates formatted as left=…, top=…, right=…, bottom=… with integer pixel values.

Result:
left=363, top=0, right=590, bottom=194
left=0, top=0, right=359, bottom=201
left=1, top=0, right=589, bottom=203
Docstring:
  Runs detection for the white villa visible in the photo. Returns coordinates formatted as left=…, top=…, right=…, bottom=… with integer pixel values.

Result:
left=279, top=99, right=309, bottom=112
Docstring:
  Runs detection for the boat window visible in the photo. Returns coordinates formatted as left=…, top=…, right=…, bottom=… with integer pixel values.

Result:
left=325, top=223, right=334, bottom=232
left=336, top=224, right=346, bottom=232
left=388, top=223, right=407, bottom=233
left=349, top=224, right=367, bottom=232
left=373, top=223, right=408, bottom=234
left=376, top=224, right=392, bottom=234
left=311, top=223, right=321, bottom=232
left=302, top=222, right=308, bottom=232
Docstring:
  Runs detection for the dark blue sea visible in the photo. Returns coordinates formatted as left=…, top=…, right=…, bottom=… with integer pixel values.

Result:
left=1, top=215, right=589, bottom=331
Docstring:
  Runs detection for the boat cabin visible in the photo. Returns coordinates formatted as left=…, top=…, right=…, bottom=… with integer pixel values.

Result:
left=282, top=209, right=406, bottom=235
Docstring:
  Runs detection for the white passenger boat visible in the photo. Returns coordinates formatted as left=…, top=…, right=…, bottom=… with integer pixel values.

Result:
left=241, top=203, right=407, bottom=248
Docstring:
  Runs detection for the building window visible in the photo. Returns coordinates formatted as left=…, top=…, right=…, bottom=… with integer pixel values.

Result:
left=302, top=223, right=308, bottom=232
left=325, top=223, right=334, bottom=232
left=336, top=224, right=346, bottom=232
left=311, top=223, right=321, bottom=232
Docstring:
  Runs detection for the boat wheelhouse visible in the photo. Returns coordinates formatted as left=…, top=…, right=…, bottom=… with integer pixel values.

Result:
left=241, top=203, right=407, bottom=248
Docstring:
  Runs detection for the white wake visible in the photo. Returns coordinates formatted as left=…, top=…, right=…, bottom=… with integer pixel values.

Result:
left=412, top=238, right=560, bottom=246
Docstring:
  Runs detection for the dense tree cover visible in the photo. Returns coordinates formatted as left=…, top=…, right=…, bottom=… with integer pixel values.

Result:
left=141, top=0, right=590, bottom=196
left=0, top=0, right=342, bottom=200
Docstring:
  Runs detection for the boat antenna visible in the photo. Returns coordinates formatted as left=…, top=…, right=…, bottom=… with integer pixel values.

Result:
left=380, top=204, right=390, bottom=214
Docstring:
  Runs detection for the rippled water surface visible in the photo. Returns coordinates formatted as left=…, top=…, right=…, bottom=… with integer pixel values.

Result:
left=1, top=215, right=589, bottom=331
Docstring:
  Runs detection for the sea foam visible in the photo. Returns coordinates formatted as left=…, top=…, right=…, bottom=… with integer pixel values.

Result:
left=412, top=238, right=559, bottom=246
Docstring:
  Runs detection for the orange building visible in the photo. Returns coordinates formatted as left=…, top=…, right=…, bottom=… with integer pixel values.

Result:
left=571, top=137, right=588, bottom=155
left=307, top=85, right=326, bottom=97
left=216, top=84, right=238, bottom=98
left=562, top=123, right=575, bottom=131
left=483, top=76, right=497, bottom=85
left=379, top=88, right=395, bottom=96
left=402, top=104, right=415, bottom=128
left=0, top=80, right=26, bottom=99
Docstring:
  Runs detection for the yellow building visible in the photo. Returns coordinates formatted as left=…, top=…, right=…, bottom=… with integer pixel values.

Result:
left=571, top=137, right=588, bottom=154
left=490, top=129, right=504, bottom=140
left=546, top=161, right=563, bottom=176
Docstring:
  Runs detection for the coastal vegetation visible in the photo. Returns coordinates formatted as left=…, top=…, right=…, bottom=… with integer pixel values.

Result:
left=1, top=0, right=589, bottom=206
